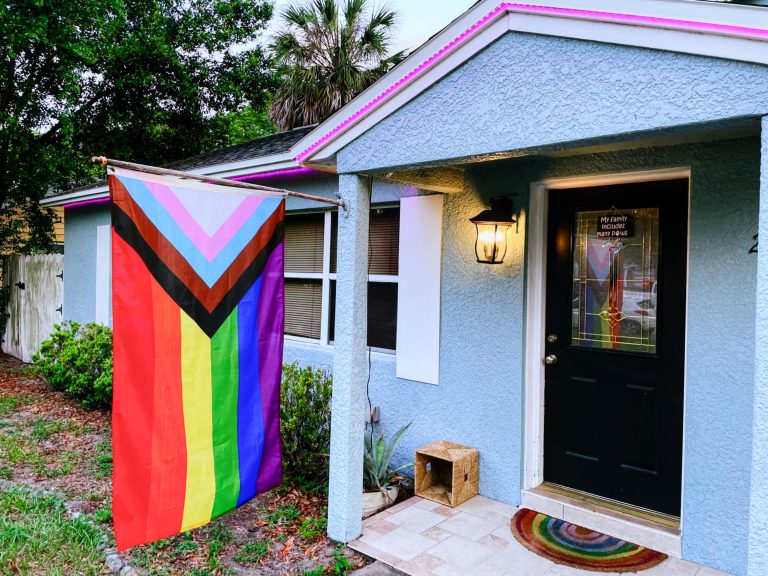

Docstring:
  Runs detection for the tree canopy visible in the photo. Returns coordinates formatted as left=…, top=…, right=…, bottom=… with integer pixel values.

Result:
left=0, top=0, right=277, bottom=254
left=269, top=0, right=406, bottom=132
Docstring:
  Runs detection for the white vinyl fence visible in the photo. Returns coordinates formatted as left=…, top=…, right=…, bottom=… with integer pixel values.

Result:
left=2, top=254, right=64, bottom=363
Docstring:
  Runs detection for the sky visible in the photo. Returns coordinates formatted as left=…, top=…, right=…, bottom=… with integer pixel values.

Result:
left=270, top=0, right=476, bottom=53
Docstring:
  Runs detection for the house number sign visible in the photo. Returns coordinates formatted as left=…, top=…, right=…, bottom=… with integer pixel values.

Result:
left=596, top=213, right=635, bottom=238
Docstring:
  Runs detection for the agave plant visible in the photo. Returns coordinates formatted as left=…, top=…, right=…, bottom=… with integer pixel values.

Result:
left=363, top=422, right=413, bottom=492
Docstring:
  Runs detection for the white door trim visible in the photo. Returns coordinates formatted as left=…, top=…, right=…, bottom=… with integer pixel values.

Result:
left=522, top=167, right=691, bottom=550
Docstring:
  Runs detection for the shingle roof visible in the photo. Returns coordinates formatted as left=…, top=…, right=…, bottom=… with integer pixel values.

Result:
left=163, top=125, right=315, bottom=171
left=47, top=125, right=316, bottom=199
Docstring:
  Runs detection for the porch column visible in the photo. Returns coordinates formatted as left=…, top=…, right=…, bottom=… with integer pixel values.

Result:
left=749, top=115, right=768, bottom=575
left=327, top=173, right=370, bottom=542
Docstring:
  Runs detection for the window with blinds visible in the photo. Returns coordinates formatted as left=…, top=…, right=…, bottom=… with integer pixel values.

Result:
left=283, top=206, right=400, bottom=349
left=330, top=207, right=400, bottom=275
left=284, top=213, right=324, bottom=339
left=284, top=279, right=322, bottom=339
left=328, top=281, right=398, bottom=350
left=328, top=206, right=400, bottom=350
left=285, top=213, right=324, bottom=273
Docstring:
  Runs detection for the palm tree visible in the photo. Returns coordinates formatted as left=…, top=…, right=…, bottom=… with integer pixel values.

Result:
left=269, top=0, right=406, bottom=131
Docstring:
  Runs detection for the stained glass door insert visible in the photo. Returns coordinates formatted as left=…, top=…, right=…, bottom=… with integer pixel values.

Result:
left=571, top=208, right=659, bottom=353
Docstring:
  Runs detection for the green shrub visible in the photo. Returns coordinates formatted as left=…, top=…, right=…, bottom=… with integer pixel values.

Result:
left=280, top=362, right=332, bottom=488
left=33, top=322, right=113, bottom=410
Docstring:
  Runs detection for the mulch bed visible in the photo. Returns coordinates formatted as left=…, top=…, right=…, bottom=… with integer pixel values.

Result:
left=0, top=352, right=368, bottom=575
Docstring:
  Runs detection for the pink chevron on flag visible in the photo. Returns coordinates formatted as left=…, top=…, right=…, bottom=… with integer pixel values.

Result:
left=146, top=181, right=264, bottom=261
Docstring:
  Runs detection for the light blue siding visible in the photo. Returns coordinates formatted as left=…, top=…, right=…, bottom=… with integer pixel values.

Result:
left=62, top=205, right=111, bottom=325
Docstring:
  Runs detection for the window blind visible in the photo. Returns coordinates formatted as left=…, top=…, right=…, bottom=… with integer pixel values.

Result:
left=284, top=279, right=322, bottom=339
left=285, top=213, right=324, bottom=273
left=330, top=207, right=399, bottom=275
left=328, top=280, right=398, bottom=350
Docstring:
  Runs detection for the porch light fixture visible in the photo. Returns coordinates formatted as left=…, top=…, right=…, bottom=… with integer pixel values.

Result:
left=470, top=197, right=516, bottom=264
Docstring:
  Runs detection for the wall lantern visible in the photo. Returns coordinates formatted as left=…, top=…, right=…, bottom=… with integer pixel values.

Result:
left=469, top=197, right=516, bottom=264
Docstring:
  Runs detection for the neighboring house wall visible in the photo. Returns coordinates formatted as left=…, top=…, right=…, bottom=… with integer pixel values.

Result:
left=63, top=205, right=111, bottom=325
left=337, top=32, right=768, bottom=173
left=52, top=207, right=65, bottom=246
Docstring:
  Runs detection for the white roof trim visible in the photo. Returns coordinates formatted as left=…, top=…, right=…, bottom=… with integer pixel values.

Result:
left=41, top=185, right=110, bottom=207
left=42, top=153, right=303, bottom=207
left=293, top=0, right=768, bottom=166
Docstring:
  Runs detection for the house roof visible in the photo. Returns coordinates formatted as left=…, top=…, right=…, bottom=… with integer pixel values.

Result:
left=292, top=0, right=768, bottom=167
left=42, top=125, right=316, bottom=207
left=163, top=125, right=315, bottom=171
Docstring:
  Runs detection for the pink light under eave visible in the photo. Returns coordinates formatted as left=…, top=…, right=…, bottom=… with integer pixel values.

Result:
left=63, top=197, right=111, bottom=209
left=295, top=1, right=768, bottom=163
left=228, top=167, right=321, bottom=181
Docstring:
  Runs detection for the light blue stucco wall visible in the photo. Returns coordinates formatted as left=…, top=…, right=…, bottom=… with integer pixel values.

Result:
left=290, top=138, right=760, bottom=575
left=748, top=117, right=768, bottom=576
left=337, top=32, right=768, bottom=174
left=62, top=205, right=111, bottom=325
left=474, top=139, right=759, bottom=576
left=328, top=30, right=767, bottom=574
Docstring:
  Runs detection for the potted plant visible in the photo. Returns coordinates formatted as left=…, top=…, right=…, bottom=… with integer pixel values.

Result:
left=362, top=422, right=413, bottom=518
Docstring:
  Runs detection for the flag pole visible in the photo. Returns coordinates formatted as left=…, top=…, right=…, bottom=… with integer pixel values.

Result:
left=92, top=156, right=346, bottom=209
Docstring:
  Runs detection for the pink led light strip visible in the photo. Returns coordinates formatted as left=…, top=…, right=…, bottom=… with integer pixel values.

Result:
left=62, top=167, right=323, bottom=207
left=63, top=197, right=111, bottom=209
left=296, top=1, right=768, bottom=163
left=228, top=167, right=319, bottom=181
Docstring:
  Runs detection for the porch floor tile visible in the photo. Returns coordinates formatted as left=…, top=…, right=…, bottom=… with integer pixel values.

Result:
left=349, top=496, right=734, bottom=576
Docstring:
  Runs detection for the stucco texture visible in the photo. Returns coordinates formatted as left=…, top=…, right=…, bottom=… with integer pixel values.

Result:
left=337, top=31, right=768, bottom=174
left=472, top=139, right=759, bottom=576
left=748, top=118, right=768, bottom=576
left=287, top=138, right=759, bottom=575
left=62, top=205, right=111, bottom=325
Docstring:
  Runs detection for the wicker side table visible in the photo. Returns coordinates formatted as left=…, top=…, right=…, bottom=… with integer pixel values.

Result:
left=415, top=440, right=479, bottom=507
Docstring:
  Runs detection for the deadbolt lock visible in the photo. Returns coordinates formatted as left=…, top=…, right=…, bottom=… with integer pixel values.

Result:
left=547, top=334, right=558, bottom=344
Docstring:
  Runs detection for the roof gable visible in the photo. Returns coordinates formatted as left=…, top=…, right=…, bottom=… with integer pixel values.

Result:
left=293, top=0, right=768, bottom=167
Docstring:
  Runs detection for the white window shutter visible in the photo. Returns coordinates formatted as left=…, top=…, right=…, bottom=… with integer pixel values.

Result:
left=95, top=225, right=111, bottom=325
left=396, top=194, right=443, bottom=384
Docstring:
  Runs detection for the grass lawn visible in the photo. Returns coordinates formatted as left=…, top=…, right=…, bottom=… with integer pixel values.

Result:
left=0, top=353, right=366, bottom=575
left=0, top=488, right=106, bottom=575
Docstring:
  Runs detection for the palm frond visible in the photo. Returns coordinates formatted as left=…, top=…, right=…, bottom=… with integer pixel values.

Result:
left=269, top=0, right=407, bottom=130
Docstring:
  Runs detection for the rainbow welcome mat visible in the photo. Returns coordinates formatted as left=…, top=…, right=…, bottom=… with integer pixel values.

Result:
left=511, top=508, right=667, bottom=572
left=110, top=167, right=285, bottom=550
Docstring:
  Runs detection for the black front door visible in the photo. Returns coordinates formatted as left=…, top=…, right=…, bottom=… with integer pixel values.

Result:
left=543, top=179, right=687, bottom=517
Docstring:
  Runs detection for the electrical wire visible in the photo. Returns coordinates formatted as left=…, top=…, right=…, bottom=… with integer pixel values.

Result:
left=366, top=206, right=375, bottom=448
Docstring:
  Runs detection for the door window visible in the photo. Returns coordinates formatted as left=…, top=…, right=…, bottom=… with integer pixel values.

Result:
left=571, top=208, right=659, bottom=353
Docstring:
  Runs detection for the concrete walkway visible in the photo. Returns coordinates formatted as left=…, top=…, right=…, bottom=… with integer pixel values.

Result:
left=349, top=496, right=732, bottom=576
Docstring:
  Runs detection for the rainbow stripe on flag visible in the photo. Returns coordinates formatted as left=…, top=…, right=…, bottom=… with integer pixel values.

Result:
left=110, top=167, right=284, bottom=550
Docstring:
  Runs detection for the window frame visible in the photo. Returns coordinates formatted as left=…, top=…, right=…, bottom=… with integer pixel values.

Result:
left=283, top=205, right=400, bottom=351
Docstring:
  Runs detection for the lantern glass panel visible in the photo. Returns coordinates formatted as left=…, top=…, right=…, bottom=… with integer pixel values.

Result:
left=474, top=223, right=509, bottom=263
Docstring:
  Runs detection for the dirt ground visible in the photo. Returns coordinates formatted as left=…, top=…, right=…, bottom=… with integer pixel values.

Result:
left=0, top=352, right=368, bottom=575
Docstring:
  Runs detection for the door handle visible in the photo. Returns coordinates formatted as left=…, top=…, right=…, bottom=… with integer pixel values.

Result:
left=545, top=354, right=558, bottom=366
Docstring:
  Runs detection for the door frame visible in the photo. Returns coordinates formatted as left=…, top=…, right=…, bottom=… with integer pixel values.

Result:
left=522, top=167, right=692, bottom=525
